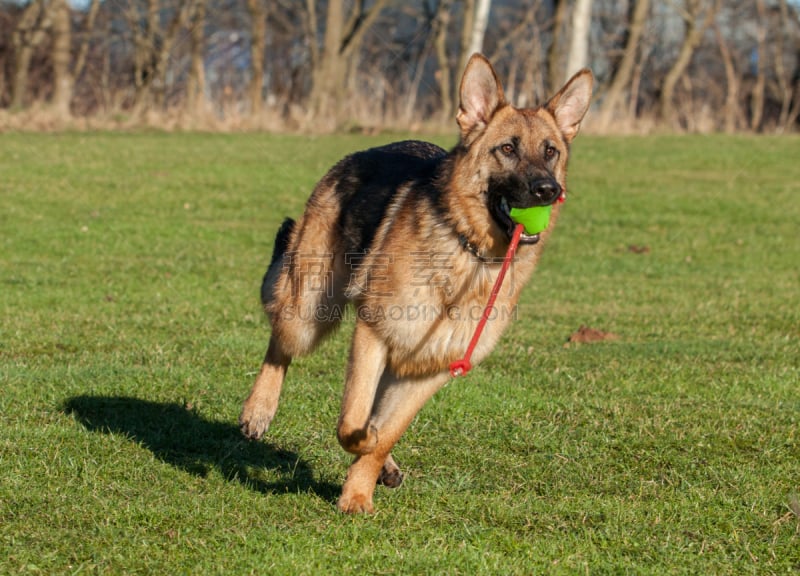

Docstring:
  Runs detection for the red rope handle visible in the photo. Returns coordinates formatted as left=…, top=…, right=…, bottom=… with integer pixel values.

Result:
left=449, top=223, right=524, bottom=377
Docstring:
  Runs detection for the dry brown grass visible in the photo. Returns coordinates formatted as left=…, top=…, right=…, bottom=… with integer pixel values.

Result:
left=0, top=95, right=770, bottom=135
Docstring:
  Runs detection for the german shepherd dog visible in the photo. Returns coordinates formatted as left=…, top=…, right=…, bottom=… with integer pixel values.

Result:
left=240, top=54, right=593, bottom=513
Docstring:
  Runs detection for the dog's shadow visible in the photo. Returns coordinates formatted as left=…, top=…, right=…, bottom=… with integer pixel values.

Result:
left=62, top=395, right=340, bottom=503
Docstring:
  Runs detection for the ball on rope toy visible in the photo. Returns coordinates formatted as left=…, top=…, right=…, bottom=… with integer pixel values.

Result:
left=508, top=205, right=552, bottom=235
left=508, top=191, right=565, bottom=235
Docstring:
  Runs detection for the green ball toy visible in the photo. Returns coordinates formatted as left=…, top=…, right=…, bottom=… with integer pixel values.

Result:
left=509, top=205, right=552, bottom=235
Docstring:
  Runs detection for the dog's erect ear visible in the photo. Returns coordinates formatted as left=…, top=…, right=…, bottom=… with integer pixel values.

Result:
left=457, top=53, right=506, bottom=140
left=545, top=69, right=594, bottom=143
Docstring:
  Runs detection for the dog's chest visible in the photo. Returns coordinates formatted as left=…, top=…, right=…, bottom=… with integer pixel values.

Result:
left=366, top=248, right=535, bottom=377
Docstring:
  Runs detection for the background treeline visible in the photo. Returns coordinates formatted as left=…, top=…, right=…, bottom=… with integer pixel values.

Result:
left=0, top=0, right=798, bottom=132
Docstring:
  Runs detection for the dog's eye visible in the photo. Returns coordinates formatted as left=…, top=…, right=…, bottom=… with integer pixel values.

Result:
left=544, top=145, right=558, bottom=160
left=500, top=143, right=515, bottom=157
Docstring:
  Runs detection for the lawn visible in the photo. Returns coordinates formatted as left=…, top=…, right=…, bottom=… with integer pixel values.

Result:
left=1, top=132, right=798, bottom=574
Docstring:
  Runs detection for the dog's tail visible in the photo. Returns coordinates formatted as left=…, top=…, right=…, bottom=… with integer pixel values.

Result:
left=261, top=217, right=296, bottom=306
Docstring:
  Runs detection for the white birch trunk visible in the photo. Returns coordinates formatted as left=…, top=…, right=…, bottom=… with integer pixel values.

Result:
left=566, top=0, right=592, bottom=77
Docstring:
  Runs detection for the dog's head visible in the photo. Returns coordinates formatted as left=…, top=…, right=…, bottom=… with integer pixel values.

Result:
left=452, top=54, right=593, bottom=247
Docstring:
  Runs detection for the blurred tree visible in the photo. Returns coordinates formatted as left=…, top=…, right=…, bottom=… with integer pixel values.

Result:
left=130, top=0, right=193, bottom=113
left=11, top=0, right=49, bottom=109
left=466, top=0, right=492, bottom=58
left=1, top=0, right=798, bottom=132
left=186, top=0, right=208, bottom=116
left=596, top=0, right=650, bottom=129
left=72, top=0, right=100, bottom=83
left=308, top=0, right=389, bottom=121
left=566, top=0, right=592, bottom=77
left=245, top=0, right=266, bottom=115
left=50, top=0, right=71, bottom=116
left=773, top=0, right=796, bottom=130
left=433, top=0, right=454, bottom=120
left=547, top=0, right=568, bottom=91
left=657, top=0, right=718, bottom=125
left=751, top=0, right=767, bottom=130
left=713, top=4, right=740, bottom=133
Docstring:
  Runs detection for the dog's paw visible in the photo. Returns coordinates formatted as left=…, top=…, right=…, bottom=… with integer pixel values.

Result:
left=337, top=492, right=375, bottom=514
left=238, top=406, right=272, bottom=440
left=377, top=455, right=404, bottom=488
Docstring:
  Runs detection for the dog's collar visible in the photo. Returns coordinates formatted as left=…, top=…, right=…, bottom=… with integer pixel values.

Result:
left=458, top=233, right=489, bottom=263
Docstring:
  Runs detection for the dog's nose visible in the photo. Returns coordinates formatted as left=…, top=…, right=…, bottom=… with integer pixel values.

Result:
left=529, top=178, right=561, bottom=205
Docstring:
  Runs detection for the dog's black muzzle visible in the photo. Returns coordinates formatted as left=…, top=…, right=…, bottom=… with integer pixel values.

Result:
left=488, top=173, right=563, bottom=245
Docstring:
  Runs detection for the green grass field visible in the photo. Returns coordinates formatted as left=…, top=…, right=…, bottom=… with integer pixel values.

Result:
left=1, top=132, right=798, bottom=574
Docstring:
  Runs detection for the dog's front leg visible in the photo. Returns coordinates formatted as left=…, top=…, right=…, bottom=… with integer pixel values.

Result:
left=338, top=370, right=450, bottom=514
left=337, top=321, right=387, bottom=456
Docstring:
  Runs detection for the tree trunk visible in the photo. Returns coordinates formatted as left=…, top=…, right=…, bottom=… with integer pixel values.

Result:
left=596, top=0, right=650, bottom=129
left=50, top=0, right=73, bottom=117
left=187, top=0, right=207, bottom=116
left=307, top=0, right=387, bottom=121
left=11, top=0, right=50, bottom=110
left=486, top=2, right=539, bottom=103
left=310, top=0, right=345, bottom=119
left=340, top=0, right=388, bottom=59
left=73, top=0, right=101, bottom=82
left=457, top=0, right=476, bottom=77
left=434, top=0, right=454, bottom=122
left=101, top=17, right=111, bottom=112
left=713, top=18, right=738, bottom=133
left=403, top=48, right=432, bottom=123
left=466, top=0, right=492, bottom=58
left=131, top=0, right=192, bottom=113
left=145, top=0, right=159, bottom=94
left=773, top=0, right=792, bottom=131
left=155, top=0, right=192, bottom=109
left=454, top=0, right=492, bottom=114
left=657, top=0, right=716, bottom=126
left=246, top=0, right=266, bottom=115
left=565, top=0, right=592, bottom=77
left=627, top=39, right=651, bottom=120
left=787, top=43, right=800, bottom=129
left=750, top=0, right=767, bottom=131
left=546, top=0, right=568, bottom=93
left=130, top=0, right=157, bottom=109
left=303, top=0, right=319, bottom=73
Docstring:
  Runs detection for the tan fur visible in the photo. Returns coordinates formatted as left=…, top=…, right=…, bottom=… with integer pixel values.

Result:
left=239, top=55, right=593, bottom=513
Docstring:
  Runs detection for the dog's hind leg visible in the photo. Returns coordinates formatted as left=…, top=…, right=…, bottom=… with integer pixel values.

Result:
left=241, top=210, right=347, bottom=440
left=239, top=336, right=291, bottom=440
left=377, top=453, right=404, bottom=488
left=240, top=220, right=296, bottom=440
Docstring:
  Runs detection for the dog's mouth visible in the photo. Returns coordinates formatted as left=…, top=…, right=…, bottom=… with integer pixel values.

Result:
left=487, top=175, right=564, bottom=246
left=491, top=196, right=542, bottom=245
